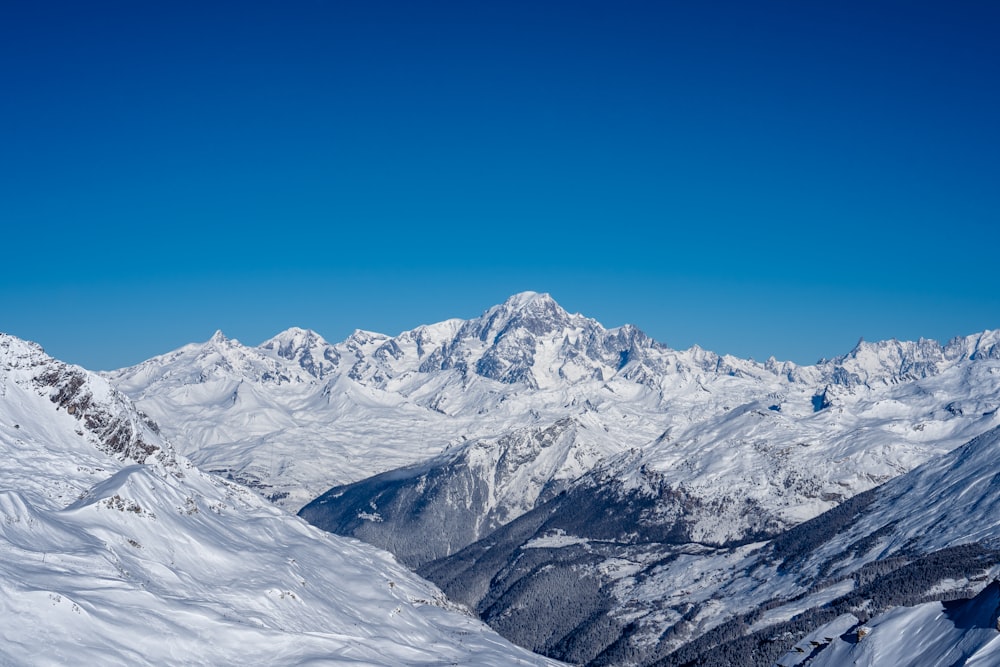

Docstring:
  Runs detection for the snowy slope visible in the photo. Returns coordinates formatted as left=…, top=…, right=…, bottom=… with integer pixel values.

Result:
left=769, top=432, right=1000, bottom=667
left=0, top=334, right=562, bottom=666
left=778, top=584, right=1000, bottom=667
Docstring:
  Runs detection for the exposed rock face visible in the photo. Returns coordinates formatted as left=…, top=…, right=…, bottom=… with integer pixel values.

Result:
left=1, top=334, right=167, bottom=466
left=35, top=365, right=162, bottom=463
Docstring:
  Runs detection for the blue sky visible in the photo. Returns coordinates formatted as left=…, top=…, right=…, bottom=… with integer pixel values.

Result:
left=2, top=1, right=998, bottom=370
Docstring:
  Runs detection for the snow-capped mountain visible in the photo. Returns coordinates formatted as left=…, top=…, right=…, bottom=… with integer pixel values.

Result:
left=106, top=326, right=465, bottom=509
left=106, top=292, right=679, bottom=510
left=292, top=296, right=1000, bottom=568
left=109, top=292, right=1000, bottom=532
left=0, top=333, right=562, bottom=666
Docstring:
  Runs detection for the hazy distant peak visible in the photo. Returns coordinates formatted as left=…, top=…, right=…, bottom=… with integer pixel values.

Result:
left=947, top=329, right=1000, bottom=361
left=208, top=329, right=229, bottom=344
left=346, top=329, right=391, bottom=345
left=260, top=326, right=329, bottom=350
left=271, top=325, right=320, bottom=338
left=494, top=292, right=570, bottom=321
left=473, top=292, right=580, bottom=342
left=259, top=327, right=338, bottom=379
left=500, top=290, right=554, bottom=308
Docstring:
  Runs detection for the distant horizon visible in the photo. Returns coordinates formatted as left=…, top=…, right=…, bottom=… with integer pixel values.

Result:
left=3, top=2, right=997, bottom=371
left=6, top=288, right=997, bottom=373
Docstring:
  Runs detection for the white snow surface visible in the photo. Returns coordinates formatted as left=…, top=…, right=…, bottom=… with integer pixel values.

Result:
left=780, top=583, right=1000, bottom=666
left=0, top=334, right=562, bottom=666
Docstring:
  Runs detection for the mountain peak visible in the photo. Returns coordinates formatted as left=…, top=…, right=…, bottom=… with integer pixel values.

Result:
left=259, top=327, right=337, bottom=379
left=261, top=326, right=328, bottom=349
left=277, top=325, right=314, bottom=337
left=947, top=329, right=1000, bottom=361
left=501, top=291, right=556, bottom=310
left=0, top=333, right=47, bottom=365
left=476, top=292, right=577, bottom=340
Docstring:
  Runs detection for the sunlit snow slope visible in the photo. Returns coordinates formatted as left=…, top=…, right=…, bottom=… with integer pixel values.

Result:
left=0, top=334, right=562, bottom=666
left=783, top=584, right=1000, bottom=667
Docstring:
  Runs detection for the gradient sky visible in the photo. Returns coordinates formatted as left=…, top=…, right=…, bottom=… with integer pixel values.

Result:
left=2, top=1, right=998, bottom=370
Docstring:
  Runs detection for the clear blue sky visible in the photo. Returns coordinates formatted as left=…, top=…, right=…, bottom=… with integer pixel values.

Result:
left=2, top=1, right=998, bottom=370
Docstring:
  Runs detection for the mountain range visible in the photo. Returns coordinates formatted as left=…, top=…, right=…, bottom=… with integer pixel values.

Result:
left=6, top=291, right=1000, bottom=665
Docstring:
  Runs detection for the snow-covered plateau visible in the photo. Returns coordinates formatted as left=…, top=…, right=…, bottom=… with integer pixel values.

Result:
left=16, top=291, right=1000, bottom=666
left=0, top=334, right=563, bottom=666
